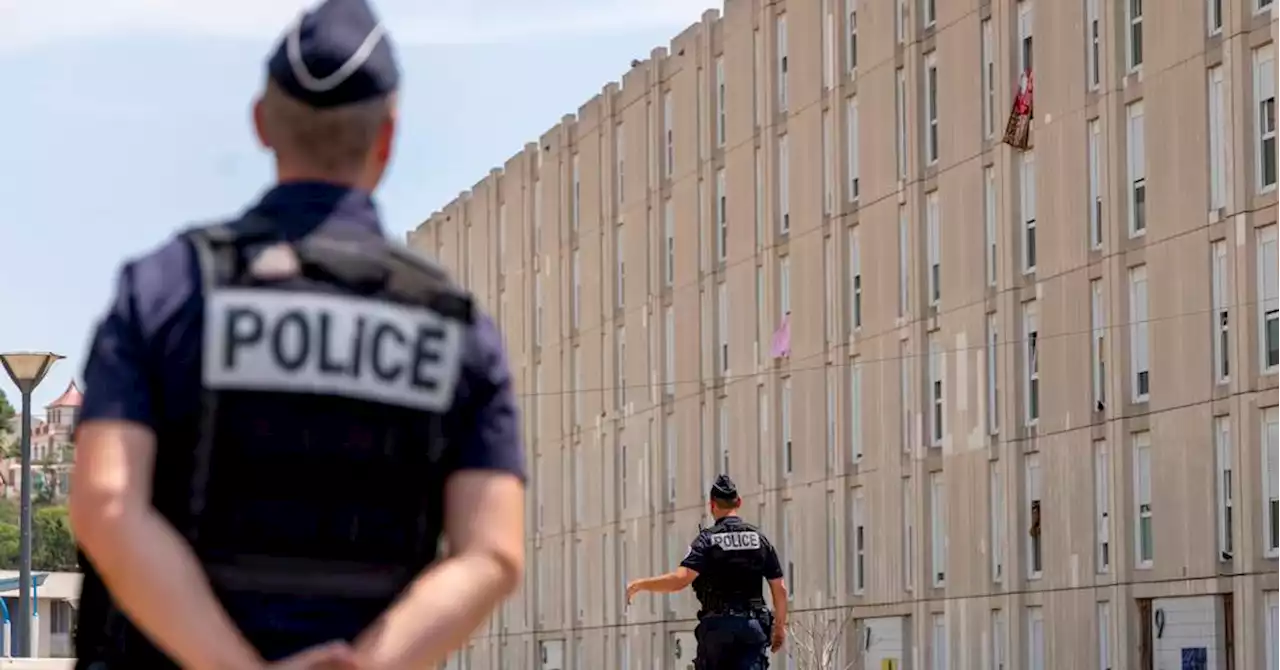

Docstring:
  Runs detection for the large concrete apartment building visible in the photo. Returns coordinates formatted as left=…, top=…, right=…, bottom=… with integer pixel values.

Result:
left=409, top=0, right=1279, bottom=668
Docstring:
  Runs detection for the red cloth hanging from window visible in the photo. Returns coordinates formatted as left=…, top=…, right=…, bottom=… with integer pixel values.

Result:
left=1003, top=69, right=1034, bottom=150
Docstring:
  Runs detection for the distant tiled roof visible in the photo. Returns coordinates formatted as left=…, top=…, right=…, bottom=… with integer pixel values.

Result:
left=45, top=381, right=82, bottom=409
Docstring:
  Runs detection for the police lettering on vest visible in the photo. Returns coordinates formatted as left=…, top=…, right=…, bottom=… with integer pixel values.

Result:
left=203, top=288, right=464, bottom=412
left=710, top=531, right=762, bottom=551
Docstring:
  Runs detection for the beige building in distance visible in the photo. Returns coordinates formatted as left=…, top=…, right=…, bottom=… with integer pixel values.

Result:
left=410, top=0, right=1279, bottom=668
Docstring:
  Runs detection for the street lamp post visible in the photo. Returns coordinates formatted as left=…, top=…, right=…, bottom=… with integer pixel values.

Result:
left=0, top=352, right=63, bottom=658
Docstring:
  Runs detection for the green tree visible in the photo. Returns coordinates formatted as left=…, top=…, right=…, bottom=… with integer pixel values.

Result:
left=32, top=506, right=77, bottom=572
left=0, top=390, right=14, bottom=427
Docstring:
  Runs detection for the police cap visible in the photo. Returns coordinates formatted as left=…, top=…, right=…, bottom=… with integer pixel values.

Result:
left=709, top=474, right=739, bottom=502
left=267, top=0, right=400, bottom=109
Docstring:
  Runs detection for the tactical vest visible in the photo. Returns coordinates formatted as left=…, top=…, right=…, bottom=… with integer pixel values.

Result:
left=691, top=518, right=772, bottom=616
left=75, top=216, right=474, bottom=667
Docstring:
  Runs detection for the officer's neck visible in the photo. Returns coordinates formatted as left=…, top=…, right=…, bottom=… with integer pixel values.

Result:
left=711, top=511, right=739, bottom=522
left=275, top=162, right=377, bottom=193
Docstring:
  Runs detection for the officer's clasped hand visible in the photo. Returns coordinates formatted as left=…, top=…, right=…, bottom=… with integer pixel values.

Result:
left=770, top=623, right=785, bottom=653
left=263, top=640, right=359, bottom=669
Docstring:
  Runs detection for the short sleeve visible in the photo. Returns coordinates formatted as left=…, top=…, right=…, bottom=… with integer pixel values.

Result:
left=79, top=263, right=156, bottom=429
left=679, top=532, right=710, bottom=573
left=447, top=313, right=526, bottom=480
left=761, top=537, right=784, bottom=581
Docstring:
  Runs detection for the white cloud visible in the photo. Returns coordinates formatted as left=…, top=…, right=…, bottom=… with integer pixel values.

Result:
left=0, top=0, right=717, bottom=52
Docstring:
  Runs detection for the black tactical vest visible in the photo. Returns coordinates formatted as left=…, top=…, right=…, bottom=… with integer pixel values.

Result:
left=691, top=517, right=773, bottom=615
left=75, top=216, right=474, bottom=667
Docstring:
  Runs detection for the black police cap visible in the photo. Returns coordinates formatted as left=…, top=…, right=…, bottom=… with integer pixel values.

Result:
left=266, top=0, right=400, bottom=109
left=709, top=474, right=739, bottom=502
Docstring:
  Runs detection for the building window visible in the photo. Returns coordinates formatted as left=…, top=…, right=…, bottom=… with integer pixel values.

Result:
left=1088, top=119, right=1103, bottom=248
left=615, top=123, right=624, bottom=207
left=779, top=134, right=790, bottom=234
left=1017, top=2, right=1034, bottom=77
left=1212, top=241, right=1230, bottom=383
left=1023, top=301, right=1040, bottom=425
left=572, top=346, right=582, bottom=425
left=753, top=28, right=762, bottom=126
left=781, top=378, right=792, bottom=476
left=825, top=492, right=837, bottom=592
left=903, top=477, right=915, bottom=591
left=896, top=0, right=907, bottom=44
left=1129, top=265, right=1150, bottom=401
left=1097, top=601, right=1112, bottom=670
left=1086, top=0, right=1100, bottom=89
left=1262, top=0, right=1276, bottom=13
left=1027, top=607, right=1045, bottom=670
left=534, top=273, right=544, bottom=347
left=571, top=250, right=581, bottom=329
left=1126, top=0, right=1143, bottom=72
left=989, top=461, right=1004, bottom=581
left=665, top=417, right=677, bottom=503
left=615, top=328, right=626, bottom=409
left=923, top=0, right=936, bottom=27
left=846, top=0, right=858, bottom=75
left=1094, top=439, right=1110, bottom=572
left=824, top=236, right=837, bottom=343
left=776, top=13, right=789, bottom=111
left=754, top=148, right=764, bottom=249
left=1021, top=151, right=1037, bottom=272
left=717, top=401, right=729, bottom=474
left=664, top=306, right=675, bottom=396
left=1260, top=225, right=1279, bottom=372
left=1207, top=0, right=1223, bottom=34
left=984, top=166, right=997, bottom=286
left=782, top=501, right=794, bottom=590
left=924, top=52, right=939, bottom=165
left=662, top=91, right=674, bottom=179
left=929, top=334, right=944, bottom=446
left=1265, top=407, right=1279, bottom=556
left=715, top=56, right=726, bottom=147
left=756, top=267, right=765, bottom=364
left=930, top=472, right=946, bottom=586
left=1134, top=431, right=1153, bottom=566
left=981, top=19, right=994, bottom=139
left=1208, top=67, right=1228, bottom=214
left=756, top=387, right=767, bottom=486
left=852, top=487, right=866, bottom=593
left=930, top=613, right=946, bottom=670
left=849, top=360, right=863, bottom=463
left=992, top=609, right=1007, bottom=670
left=571, top=153, right=580, bottom=231
left=1255, top=45, right=1277, bottom=192
left=847, top=96, right=860, bottom=201
left=1091, top=279, right=1106, bottom=409
left=716, top=169, right=727, bottom=261
left=615, top=225, right=626, bottom=309
left=1026, top=453, right=1042, bottom=578
left=986, top=313, right=999, bottom=435
left=825, top=366, right=837, bottom=470
left=1266, top=592, right=1278, bottom=670
left=822, top=110, right=833, bottom=214
left=1214, top=416, right=1233, bottom=560
left=822, top=0, right=835, bottom=90
left=850, top=228, right=863, bottom=331
left=926, top=190, right=941, bottom=305
left=663, top=199, right=674, bottom=287
left=896, top=68, right=907, bottom=179
left=717, top=282, right=729, bottom=376
left=779, top=255, right=791, bottom=316
left=898, top=205, right=909, bottom=317
left=1127, top=101, right=1146, bottom=236
left=900, top=339, right=912, bottom=451
left=533, top=178, right=543, bottom=256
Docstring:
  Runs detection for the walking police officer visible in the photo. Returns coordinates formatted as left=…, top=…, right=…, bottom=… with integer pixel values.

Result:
left=68, top=1, right=526, bottom=668
left=626, top=475, right=788, bottom=669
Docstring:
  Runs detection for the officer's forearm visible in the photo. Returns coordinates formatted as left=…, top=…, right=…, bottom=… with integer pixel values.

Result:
left=638, top=573, right=686, bottom=594
left=768, top=580, right=788, bottom=627
left=354, top=549, right=520, bottom=669
left=78, top=507, right=262, bottom=670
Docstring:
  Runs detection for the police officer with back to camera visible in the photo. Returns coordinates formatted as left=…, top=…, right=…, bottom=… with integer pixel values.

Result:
left=67, top=1, right=526, bottom=668
left=626, top=475, right=788, bottom=669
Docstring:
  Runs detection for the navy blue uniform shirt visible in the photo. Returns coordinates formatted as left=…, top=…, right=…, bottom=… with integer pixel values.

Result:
left=79, top=181, right=525, bottom=636
left=680, top=516, right=783, bottom=612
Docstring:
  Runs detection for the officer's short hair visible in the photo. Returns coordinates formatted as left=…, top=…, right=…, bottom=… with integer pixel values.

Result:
left=259, top=80, right=393, bottom=173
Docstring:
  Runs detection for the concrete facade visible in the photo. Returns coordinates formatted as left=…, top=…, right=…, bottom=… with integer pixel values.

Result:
left=409, top=0, right=1279, bottom=668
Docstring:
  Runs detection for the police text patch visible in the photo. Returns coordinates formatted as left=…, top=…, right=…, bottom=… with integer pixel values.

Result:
left=710, top=531, right=761, bottom=551
left=203, top=288, right=464, bottom=412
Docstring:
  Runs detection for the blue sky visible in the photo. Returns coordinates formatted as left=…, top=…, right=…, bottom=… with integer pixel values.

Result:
left=0, top=0, right=711, bottom=410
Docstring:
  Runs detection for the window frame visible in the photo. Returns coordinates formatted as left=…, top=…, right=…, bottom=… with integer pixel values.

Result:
left=1214, top=416, right=1234, bottom=560
left=924, top=51, right=940, bottom=165
left=1264, top=407, right=1279, bottom=557
left=984, top=166, right=997, bottom=286
left=1254, top=45, right=1277, bottom=194
left=1259, top=225, right=1279, bottom=374
left=981, top=18, right=995, bottom=139
left=1026, top=453, right=1043, bottom=578
left=1023, top=301, right=1040, bottom=426
left=1127, top=101, right=1146, bottom=237
left=1126, top=0, right=1143, bottom=73
left=1129, top=264, right=1150, bottom=402
left=1088, top=119, right=1103, bottom=249
left=1091, top=279, right=1106, bottom=408
left=1021, top=151, right=1037, bottom=273
left=1094, top=439, right=1111, bottom=573
left=1134, top=431, right=1154, bottom=567
left=929, top=334, right=944, bottom=446
left=1212, top=240, right=1230, bottom=383
left=926, top=190, right=941, bottom=305
left=931, top=472, right=946, bottom=587
left=847, top=96, right=860, bottom=202
left=715, top=169, right=728, bottom=262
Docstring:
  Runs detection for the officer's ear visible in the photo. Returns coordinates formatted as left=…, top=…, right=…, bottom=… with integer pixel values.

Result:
left=252, top=96, right=272, bottom=150
left=372, top=95, right=398, bottom=167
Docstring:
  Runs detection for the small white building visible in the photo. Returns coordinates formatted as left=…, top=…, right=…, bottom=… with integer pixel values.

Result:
left=0, top=571, right=79, bottom=659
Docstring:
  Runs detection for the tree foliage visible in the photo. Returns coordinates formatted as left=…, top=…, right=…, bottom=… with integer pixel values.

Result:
left=0, top=499, right=77, bottom=572
left=786, top=609, right=861, bottom=670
